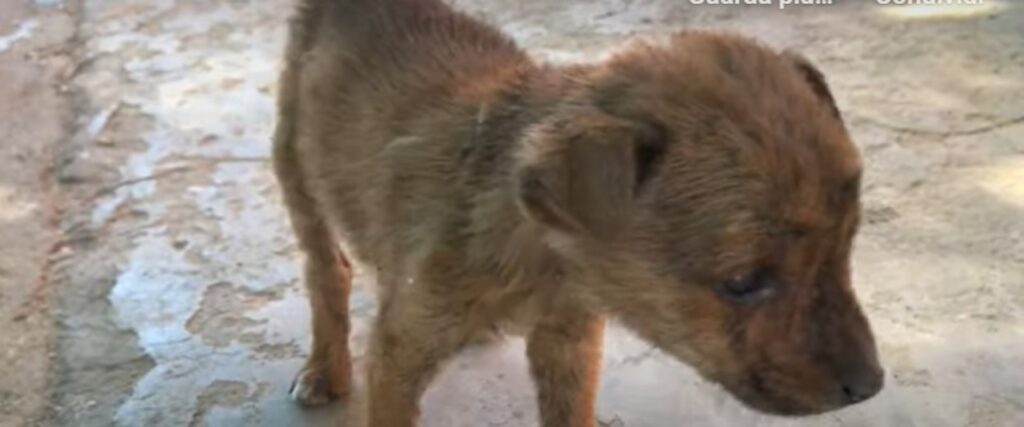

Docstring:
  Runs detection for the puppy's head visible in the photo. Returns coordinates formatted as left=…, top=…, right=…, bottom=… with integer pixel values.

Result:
left=516, top=33, right=881, bottom=415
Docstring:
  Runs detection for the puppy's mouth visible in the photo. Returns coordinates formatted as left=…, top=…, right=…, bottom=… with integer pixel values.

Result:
left=722, top=372, right=845, bottom=416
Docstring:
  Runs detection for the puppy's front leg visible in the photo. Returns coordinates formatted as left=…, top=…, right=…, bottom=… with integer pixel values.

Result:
left=527, top=313, right=605, bottom=427
left=363, top=290, right=467, bottom=427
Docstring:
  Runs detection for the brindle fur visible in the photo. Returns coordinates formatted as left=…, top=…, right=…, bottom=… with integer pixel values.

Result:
left=272, top=0, right=883, bottom=425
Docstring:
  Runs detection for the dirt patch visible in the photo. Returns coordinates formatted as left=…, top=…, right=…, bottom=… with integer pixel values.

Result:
left=185, top=281, right=286, bottom=348
left=0, top=0, right=79, bottom=425
left=187, top=380, right=246, bottom=427
left=187, top=380, right=269, bottom=427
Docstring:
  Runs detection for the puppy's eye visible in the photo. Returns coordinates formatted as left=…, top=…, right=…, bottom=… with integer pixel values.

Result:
left=719, top=268, right=776, bottom=303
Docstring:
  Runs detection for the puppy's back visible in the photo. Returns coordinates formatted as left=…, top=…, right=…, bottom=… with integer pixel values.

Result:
left=284, top=0, right=536, bottom=262
left=297, top=0, right=526, bottom=106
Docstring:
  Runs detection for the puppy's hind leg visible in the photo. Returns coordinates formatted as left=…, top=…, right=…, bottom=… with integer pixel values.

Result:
left=275, top=135, right=353, bottom=405
left=273, top=15, right=352, bottom=403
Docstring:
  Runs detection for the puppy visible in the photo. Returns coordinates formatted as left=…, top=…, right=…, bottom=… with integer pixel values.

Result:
left=272, top=0, right=882, bottom=425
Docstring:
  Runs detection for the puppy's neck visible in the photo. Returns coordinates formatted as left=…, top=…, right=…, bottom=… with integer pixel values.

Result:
left=456, top=66, right=585, bottom=290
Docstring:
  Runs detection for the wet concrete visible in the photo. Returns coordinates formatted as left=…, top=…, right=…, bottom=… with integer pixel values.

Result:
left=3, top=0, right=1022, bottom=426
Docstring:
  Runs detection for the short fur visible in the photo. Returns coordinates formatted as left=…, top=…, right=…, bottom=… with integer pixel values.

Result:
left=272, top=0, right=883, bottom=425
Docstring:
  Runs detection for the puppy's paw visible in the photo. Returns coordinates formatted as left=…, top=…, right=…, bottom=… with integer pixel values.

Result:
left=290, top=366, right=346, bottom=406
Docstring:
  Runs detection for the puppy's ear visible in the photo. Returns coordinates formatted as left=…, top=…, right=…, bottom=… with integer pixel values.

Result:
left=516, top=109, right=664, bottom=238
left=785, top=52, right=841, bottom=119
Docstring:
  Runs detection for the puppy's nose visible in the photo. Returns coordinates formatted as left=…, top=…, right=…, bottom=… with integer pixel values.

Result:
left=840, top=367, right=883, bottom=404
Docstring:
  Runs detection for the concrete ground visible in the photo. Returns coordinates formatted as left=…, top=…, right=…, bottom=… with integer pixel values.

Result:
left=1, top=0, right=1022, bottom=426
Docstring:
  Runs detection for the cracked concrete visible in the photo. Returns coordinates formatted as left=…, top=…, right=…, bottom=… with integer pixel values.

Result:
left=1, top=0, right=1022, bottom=426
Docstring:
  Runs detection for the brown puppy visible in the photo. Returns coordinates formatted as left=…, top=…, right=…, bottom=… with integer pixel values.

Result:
left=272, top=0, right=882, bottom=425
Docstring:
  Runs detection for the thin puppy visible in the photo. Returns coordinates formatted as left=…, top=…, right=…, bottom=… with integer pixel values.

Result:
left=272, top=0, right=883, bottom=425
